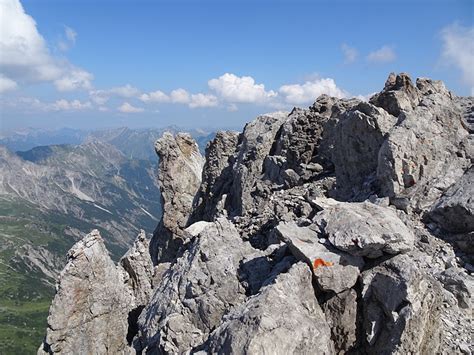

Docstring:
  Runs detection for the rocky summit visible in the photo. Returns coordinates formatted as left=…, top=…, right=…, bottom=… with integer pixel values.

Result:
left=39, top=73, right=473, bottom=354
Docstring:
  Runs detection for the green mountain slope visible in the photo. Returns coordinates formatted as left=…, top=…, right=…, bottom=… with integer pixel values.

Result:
left=0, top=142, right=162, bottom=354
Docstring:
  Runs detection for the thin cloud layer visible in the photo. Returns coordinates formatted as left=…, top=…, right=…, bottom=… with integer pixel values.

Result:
left=367, top=45, right=396, bottom=63
left=50, top=99, right=92, bottom=111
left=341, top=43, right=358, bottom=64
left=440, top=24, right=474, bottom=94
left=90, top=84, right=141, bottom=105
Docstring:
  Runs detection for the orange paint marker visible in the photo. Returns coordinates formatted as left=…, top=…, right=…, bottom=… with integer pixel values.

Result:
left=313, top=258, right=333, bottom=269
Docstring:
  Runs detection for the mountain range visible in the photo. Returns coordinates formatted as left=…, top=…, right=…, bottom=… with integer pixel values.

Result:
left=0, top=127, right=214, bottom=354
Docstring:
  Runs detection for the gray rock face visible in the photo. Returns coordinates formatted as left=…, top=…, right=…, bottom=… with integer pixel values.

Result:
left=313, top=198, right=414, bottom=258
left=322, top=289, right=358, bottom=353
left=119, top=230, right=154, bottom=306
left=314, top=263, right=359, bottom=294
left=361, top=253, right=443, bottom=354
left=376, top=76, right=470, bottom=211
left=370, top=72, right=420, bottom=117
left=437, top=267, right=473, bottom=309
left=202, top=262, right=335, bottom=355
left=39, top=230, right=133, bottom=354
left=228, top=112, right=288, bottom=216
left=331, top=102, right=397, bottom=199
left=136, top=219, right=255, bottom=353
left=150, top=132, right=204, bottom=263
left=192, top=131, right=239, bottom=221
left=429, top=167, right=474, bottom=233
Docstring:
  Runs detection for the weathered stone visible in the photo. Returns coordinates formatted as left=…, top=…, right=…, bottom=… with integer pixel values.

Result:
left=322, top=289, right=358, bottom=353
left=370, top=72, right=420, bottom=117
left=331, top=102, right=397, bottom=199
left=313, top=198, right=414, bottom=258
left=262, top=155, right=288, bottom=184
left=136, top=219, right=255, bottom=353
left=275, top=221, right=365, bottom=269
left=229, top=112, right=288, bottom=216
left=119, top=230, right=154, bottom=306
left=192, top=131, right=239, bottom=221
left=436, top=267, right=473, bottom=309
left=202, top=262, right=335, bottom=355
left=455, top=96, right=474, bottom=134
left=430, top=167, right=474, bottom=233
left=361, top=253, right=443, bottom=354
left=39, top=230, right=132, bottom=354
left=314, top=263, right=359, bottom=294
left=281, top=168, right=301, bottom=187
left=150, top=132, right=204, bottom=263
left=376, top=75, right=470, bottom=211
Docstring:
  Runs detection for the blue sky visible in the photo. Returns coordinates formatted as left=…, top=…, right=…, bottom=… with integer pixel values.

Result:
left=0, top=0, right=473, bottom=132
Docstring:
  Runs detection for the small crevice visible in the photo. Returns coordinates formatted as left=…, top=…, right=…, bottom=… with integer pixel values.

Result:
left=126, top=305, right=145, bottom=346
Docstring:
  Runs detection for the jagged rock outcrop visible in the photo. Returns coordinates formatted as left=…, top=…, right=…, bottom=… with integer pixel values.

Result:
left=331, top=102, right=397, bottom=199
left=150, top=132, right=204, bottom=264
left=120, top=230, right=154, bottom=306
left=192, top=131, right=239, bottom=221
left=39, top=230, right=154, bottom=354
left=135, top=219, right=266, bottom=353
left=370, top=72, right=420, bottom=117
left=376, top=76, right=470, bottom=212
left=39, top=230, right=133, bottom=354
left=228, top=112, right=289, bottom=216
left=322, top=289, right=358, bottom=352
left=40, top=73, right=473, bottom=355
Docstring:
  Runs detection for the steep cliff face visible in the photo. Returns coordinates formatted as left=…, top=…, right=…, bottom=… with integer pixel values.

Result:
left=40, top=73, right=473, bottom=354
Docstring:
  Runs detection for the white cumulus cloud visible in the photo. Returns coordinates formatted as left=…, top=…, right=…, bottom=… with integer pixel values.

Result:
left=0, top=0, right=93, bottom=90
left=189, top=93, right=218, bottom=108
left=170, top=88, right=190, bottom=104
left=341, top=43, right=358, bottom=63
left=208, top=73, right=277, bottom=103
left=440, top=24, right=474, bottom=93
left=118, top=102, right=144, bottom=113
left=367, top=45, right=396, bottom=63
left=279, top=78, right=347, bottom=104
left=140, top=90, right=169, bottom=103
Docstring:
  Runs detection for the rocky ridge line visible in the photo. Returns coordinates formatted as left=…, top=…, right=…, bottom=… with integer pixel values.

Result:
left=39, top=73, right=473, bottom=354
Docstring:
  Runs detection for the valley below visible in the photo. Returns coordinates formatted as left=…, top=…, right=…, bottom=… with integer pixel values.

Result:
left=0, top=127, right=212, bottom=353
